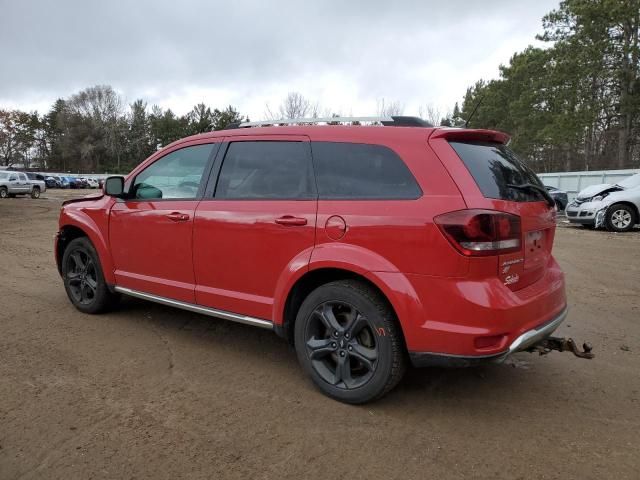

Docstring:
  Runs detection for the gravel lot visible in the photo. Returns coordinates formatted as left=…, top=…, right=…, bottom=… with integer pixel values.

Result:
left=1, top=189, right=639, bottom=480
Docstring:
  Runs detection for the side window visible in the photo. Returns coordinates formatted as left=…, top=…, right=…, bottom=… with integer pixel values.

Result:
left=132, top=144, right=213, bottom=200
left=215, top=141, right=315, bottom=199
left=9, top=174, right=17, bottom=181
left=19, top=173, right=28, bottom=182
left=311, top=142, right=422, bottom=199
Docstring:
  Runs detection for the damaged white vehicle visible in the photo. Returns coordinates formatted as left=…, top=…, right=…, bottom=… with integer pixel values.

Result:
left=566, top=173, right=640, bottom=232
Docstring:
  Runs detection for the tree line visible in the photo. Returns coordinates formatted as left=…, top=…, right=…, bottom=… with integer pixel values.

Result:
left=1, top=0, right=639, bottom=174
left=449, top=0, right=640, bottom=172
left=0, top=86, right=247, bottom=173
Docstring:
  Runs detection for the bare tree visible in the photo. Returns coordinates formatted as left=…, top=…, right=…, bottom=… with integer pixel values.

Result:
left=66, top=85, right=126, bottom=171
left=377, top=98, right=404, bottom=117
left=418, top=103, right=446, bottom=126
left=265, top=92, right=321, bottom=120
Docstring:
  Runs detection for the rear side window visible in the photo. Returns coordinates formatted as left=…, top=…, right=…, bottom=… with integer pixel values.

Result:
left=311, top=142, right=421, bottom=199
left=449, top=141, right=545, bottom=202
left=215, top=141, right=315, bottom=199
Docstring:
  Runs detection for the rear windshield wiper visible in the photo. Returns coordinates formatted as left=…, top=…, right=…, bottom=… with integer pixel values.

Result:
left=507, top=183, right=556, bottom=208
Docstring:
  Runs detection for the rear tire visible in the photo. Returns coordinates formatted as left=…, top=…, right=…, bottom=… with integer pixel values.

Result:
left=31, top=187, right=40, bottom=199
left=294, top=279, right=406, bottom=404
left=62, top=237, right=119, bottom=314
left=605, top=204, right=636, bottom=232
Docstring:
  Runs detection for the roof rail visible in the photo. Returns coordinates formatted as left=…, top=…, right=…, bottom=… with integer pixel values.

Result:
left=234, top=116, right=433, bottom=128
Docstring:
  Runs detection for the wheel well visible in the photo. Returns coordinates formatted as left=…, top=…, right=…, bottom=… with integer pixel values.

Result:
left=280, top=268, right=399, bottom=345
left=56, top=225, right=88, bottom=274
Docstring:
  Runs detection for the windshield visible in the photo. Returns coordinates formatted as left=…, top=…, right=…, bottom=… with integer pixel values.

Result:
left=0, top=172, right=8, bottom=179
left=617, top=173, right=640, bottom=189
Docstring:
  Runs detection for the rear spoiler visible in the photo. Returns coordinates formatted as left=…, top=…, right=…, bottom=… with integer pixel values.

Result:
left=430, top=128, right=510, bottom=144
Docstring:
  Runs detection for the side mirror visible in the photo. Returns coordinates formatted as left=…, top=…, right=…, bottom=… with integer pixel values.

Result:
left=104, top=176, right=125, bottom=197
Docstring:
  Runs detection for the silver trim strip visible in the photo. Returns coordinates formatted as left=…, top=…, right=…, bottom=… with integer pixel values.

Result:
left=114, top=287, right=273, bottom=330
left=507, top=307, right=568, bottom=354
left=239, top=116, right=393, bottom=127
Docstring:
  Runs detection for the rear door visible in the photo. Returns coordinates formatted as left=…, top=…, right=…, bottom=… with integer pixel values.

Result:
left=17, top=173, right=31, bottom=194
left=430, top=131, right=556, bottom=291
left=193, top=136, right=317, bottom=320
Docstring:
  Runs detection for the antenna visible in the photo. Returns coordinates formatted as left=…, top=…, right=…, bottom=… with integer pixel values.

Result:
left=464, top=96, right=484, bottom=128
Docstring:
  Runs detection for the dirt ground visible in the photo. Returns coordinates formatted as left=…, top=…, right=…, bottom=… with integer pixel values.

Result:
left=1, top=189, right=639, bottom=480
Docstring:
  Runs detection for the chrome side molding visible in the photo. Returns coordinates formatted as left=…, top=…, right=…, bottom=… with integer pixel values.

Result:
left=114, top=286, right=273, bottom=330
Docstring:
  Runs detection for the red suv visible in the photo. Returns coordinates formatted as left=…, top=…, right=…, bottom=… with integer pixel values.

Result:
left=56, top=117, right=567, bottom=403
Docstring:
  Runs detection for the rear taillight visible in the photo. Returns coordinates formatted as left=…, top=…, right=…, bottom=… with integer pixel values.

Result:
left=434, top=209, right=521, bottom=256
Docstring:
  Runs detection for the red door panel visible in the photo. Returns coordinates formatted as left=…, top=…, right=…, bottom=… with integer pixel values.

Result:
left=193, top=200, right=316, bottom=319
left=109, top=200, right=198, bottom=302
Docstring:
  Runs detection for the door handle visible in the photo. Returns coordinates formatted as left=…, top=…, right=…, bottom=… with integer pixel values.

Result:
left=275, top=215, right=307, bottom=226
left=167, top=212, right=190, bottom=222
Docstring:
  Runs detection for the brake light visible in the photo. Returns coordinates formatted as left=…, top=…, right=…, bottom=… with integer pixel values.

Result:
left=434, top=209, right=521, bottom=256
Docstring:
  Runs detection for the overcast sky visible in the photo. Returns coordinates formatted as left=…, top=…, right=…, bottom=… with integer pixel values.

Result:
left=0, top=0, right=559, bottom=120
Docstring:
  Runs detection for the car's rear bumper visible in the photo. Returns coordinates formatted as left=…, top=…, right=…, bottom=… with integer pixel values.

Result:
left=409, top=307, right=567, bottom=367
left=389, top=255, right=567, bottom=360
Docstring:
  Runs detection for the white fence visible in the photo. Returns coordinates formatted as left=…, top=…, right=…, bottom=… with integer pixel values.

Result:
left=538, top=169, right=640, bottom=202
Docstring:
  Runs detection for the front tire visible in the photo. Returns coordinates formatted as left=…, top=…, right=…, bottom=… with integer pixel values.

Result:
left=605, top=203, right=636, bottom=232
left=31, top=187, right=40, bottom=199
left=0, top=187, right=7, bottom=199
left=294, top=280, right=406, bottom=404
left=62, top=237, right=119, bottom=314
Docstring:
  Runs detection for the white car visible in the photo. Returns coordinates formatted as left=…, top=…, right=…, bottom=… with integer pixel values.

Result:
left=566, top=173, right=640, bottom=232
left=86, top=178, right=99, bottom=188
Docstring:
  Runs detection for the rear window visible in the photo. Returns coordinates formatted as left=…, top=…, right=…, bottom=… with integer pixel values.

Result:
left=449, top=141, right=545, bottom=202
left=311, top=142, right=421, bottom=199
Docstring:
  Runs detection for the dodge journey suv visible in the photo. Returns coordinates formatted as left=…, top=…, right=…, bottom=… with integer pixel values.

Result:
left=56, top=116, right=568, bottom=403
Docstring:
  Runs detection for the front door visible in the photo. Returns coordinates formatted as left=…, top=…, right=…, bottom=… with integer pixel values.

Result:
left=109, top=142, right=217, bottom=303
left=193, top=137, right=317, bottom=320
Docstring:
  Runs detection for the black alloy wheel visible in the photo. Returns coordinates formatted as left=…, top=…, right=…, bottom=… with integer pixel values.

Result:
left=305, top=301, right=379, bottom=389
left=65, top=248, right=99, bottom=306
left=62, top=237, right=119, bottom=313
left=295, top=280, right=406, bottom=404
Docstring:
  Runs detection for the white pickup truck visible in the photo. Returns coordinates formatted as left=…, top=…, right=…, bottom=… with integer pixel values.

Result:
left=0, top=171, right=41, bottom=198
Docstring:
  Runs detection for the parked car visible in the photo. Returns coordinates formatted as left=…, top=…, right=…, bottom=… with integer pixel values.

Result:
left=566, top=173, right=640, bottom=232
left=67, top=177, right=80, bottom=188
left=58, top=176, right=70, bottom=188
left=0, top=171, right=41, bottom=198
left=87, top=178, right=99, bottom=188
left=53, top=175, right=69, bottom=188
left=56, top=118, right=572, bottom=403
left=25, top=172, right=47, bottom=195
left=545, top=186, right=568, bottom=211
left=45, top=176, right=60, bottom=188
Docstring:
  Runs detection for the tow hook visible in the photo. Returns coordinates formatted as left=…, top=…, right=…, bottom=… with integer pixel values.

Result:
left=527, top=336, right=595, bottom=359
